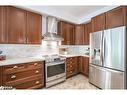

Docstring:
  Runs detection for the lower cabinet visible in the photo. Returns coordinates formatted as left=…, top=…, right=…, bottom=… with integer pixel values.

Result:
left=1, top=61, right=44, bottom=89
left=66, top=57, right=79, bottom=78
left=79, top=57, right=89, bottom=76
left=0, top=66, right=2, bottom=86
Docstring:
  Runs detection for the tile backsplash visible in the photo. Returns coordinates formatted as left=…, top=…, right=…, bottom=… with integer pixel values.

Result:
left=0, top=43, right=59, bottom=59
left=59, top=45, right=89, bottom=55
left=0, top=43, right=89, bottom=59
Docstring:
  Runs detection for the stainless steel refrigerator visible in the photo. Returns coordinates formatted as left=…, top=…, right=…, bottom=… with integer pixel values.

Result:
left=89, top=26, right=126, bottom=89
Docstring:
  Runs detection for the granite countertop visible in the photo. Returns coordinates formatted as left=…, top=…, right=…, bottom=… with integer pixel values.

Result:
left=0, top=56, right=45, bottom=66
left=59, top=54, right=89, bottom=58
left=0, top=54, right=89, bottom=66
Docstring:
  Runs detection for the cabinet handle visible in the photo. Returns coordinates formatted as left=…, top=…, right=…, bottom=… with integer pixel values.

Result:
left=35, top=70, right=39, bottom=74
left=13, top=66, right=18, bottom=69
left=11, top=75, right=16, bottom=79
left=70, top=65, right=73, bottom=68
left=34, top=63, right=38, bottom=66
left=35, top=81, right=39, bottom=84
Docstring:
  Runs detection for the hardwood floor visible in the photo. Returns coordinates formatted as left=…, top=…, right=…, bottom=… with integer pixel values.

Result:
left=48, top=74, right=99, bottom=89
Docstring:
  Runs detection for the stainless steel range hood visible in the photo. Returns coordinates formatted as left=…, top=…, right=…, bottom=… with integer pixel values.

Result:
left=42, top=16, right=64, bottom=41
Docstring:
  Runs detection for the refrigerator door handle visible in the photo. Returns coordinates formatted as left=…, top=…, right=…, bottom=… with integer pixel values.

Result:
left=102, top=32, right=105, bottom=65
left=100, top=32, right=104, bottom=66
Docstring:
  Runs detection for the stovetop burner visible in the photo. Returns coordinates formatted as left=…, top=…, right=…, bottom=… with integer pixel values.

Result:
left=42, top=54, right=66, bottom=63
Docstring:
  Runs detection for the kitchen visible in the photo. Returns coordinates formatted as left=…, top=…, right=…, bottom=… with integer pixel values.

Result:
left=0, top=5, right=126, bottom=89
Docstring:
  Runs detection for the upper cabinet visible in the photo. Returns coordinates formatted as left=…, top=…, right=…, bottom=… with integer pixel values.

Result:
left=75, top=22, right=91, bottom=45
left=58, top=21, right=91, bottom=45
left=7, top=6, right=27, bottom=44
left=106, top=6, right=126, bottom=29
left=58, top=21, right=75, bottom=45
left=0, top=7, right=7, bottom=44
left=58, top=21, right=66, bottom=45
left=75, top=25, right=84, bottom=45
left=91, top=13, right=106, bottom=32
left=27, top=12, right=42, bottom=44
left=92, top=6, right=127, bottom=32
left=84, top=22, right=91, bottom=45
left=0, top=6, right=42, bottom=44
left=66, top=24, right=74, bottom=45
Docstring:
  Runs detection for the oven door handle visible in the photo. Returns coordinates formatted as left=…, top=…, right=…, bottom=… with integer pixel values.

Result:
left=46, top=61, right=65, bottom=66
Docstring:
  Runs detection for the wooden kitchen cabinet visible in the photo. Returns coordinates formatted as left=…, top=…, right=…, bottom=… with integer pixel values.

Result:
left=66, top=24, right=75, bottom=45
left=75, top=25, right=84, bottom=45
left=0, top=66, right=2, bottom=86
left=106, top=6, right=127, bottom=29
left=58, top=21, right=75, bottom=45
left=66, top=57, right=78, bottom=78
left=6, top=6, right=27, bottom=44
left=58, top=21, right=67, bottom=45
left=27, top=11, right=42, bottom=44
left=0, top=6, right=42, bottom=44
left=1, top=61, right=44, bottom=89
left=79, top=57, right=89, bottom=76
left=0, top=6, right=7, bottom=44
left=84, top=22, right=91, bottom=45
left=91, top=13, right=106, bottom=32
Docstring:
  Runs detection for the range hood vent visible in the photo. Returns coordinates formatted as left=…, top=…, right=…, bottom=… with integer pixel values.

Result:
left=42, top=16, right=64, bottom=41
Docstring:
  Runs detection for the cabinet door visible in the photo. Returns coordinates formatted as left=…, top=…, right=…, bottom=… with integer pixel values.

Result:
left=91, top=13, right=106, bottom=32
left=0, top=7, right=7, bottom=44
left=27, top=12, right=42, bottom=44
left=58, top=21, right=67, bottom=45
left=75, top=25, right=84, bottom=45
left=79, top=57, right=89, bottom=76
left=83, top=57, right=89, bottom=76
left=66, top=24, right=74, bottom=45
left=0, top=66, right=2, bottom=86
left=84, top=22, right=91, bottom=45
left=7, top=6, right=27, bottom=44
left=106, top=6, right=126, bottom=29
left=79, top=57, right=83, bottom=73
left=58, top=21, right=74, bottom=45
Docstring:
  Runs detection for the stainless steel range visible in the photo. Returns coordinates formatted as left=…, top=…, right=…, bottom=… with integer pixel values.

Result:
left=44, top=54, right=66, bottom=87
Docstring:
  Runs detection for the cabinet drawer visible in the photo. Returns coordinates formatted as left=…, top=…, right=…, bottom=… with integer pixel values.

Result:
left=14, top=78, right=43, bottom=89
left=67, top=69, right=75, bottom=78
left=4, top=68, right=43, bottom=82
left=4, top=64, right=26, bottom=73
left=27, top=62, right=43, bottom=69
left=5, top=75, right=44, bottom=89
left=67, top=65, right=75, bottom=71
left=5, top=74, right=43, bottom=87
left=3, top=61, right=43, bottom=74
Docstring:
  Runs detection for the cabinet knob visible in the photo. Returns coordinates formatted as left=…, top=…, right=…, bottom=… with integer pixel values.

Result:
left=34, top=63, right=38, bottom=66
left=35, top=81, right=39, bottom=84
left=35, top=70, right=39, bottom=74
left=70, top=65, right=72, bottom=68
left=13, top=66, right=18, bottom=69
left=70, top=71, right=73, bottom=73
left=11, top=75, right=16, bottom=79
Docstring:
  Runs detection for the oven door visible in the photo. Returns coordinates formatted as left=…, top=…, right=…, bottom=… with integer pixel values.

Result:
left=46, top=61, right=66, bottom=82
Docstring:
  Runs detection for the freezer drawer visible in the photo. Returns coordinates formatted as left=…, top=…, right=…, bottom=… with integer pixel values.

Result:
left=89, top=64, right=124, bottom=89
left=89, top=65, right=105, bottom=89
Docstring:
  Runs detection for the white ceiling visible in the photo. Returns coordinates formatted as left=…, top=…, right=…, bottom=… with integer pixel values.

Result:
left=49, top=6, right=105, bottom=19
left=19, top=6, right=119, bottom=24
